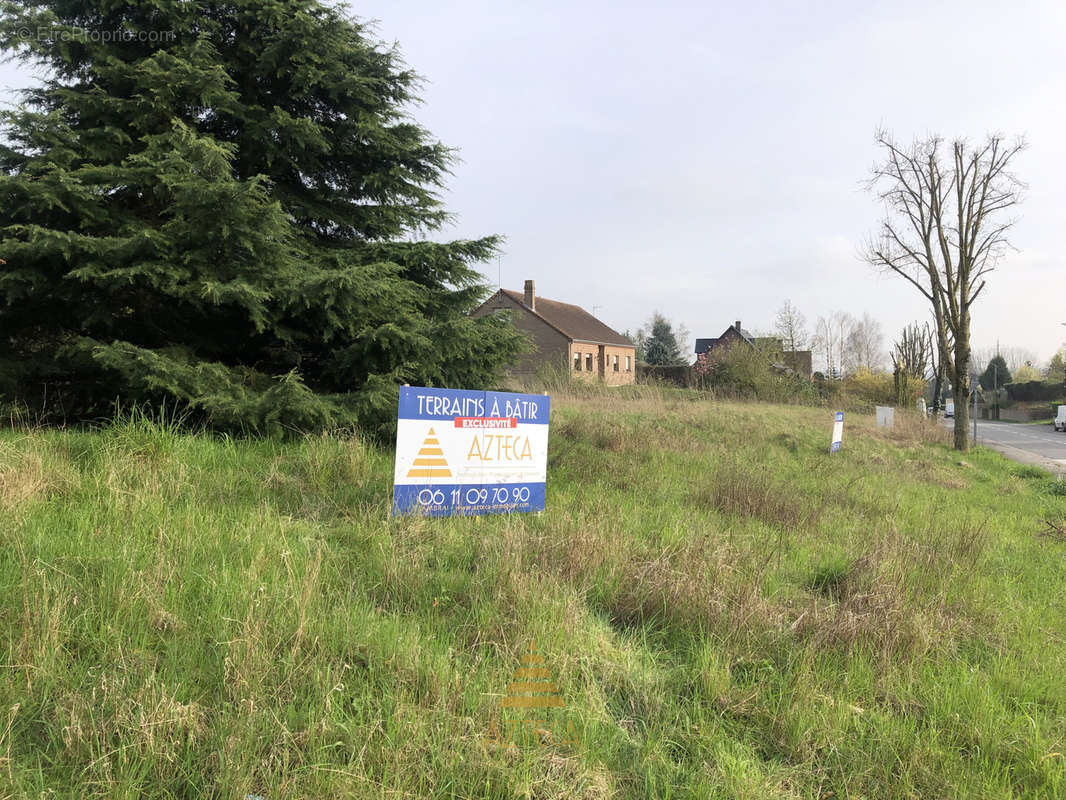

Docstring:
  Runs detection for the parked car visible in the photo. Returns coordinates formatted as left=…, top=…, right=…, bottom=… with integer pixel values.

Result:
left=944, top=401, right=955, bottom=418
left=1054, top=405, right=1066, bottom=432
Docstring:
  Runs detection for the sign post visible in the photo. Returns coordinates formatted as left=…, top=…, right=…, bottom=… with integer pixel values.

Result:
left=830, top=411, right=844, bottom=453
left=392, top=386, right=550, bottom=517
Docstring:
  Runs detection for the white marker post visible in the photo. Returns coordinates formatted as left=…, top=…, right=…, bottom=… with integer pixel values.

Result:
left=830, top=411, right=844, bottom=453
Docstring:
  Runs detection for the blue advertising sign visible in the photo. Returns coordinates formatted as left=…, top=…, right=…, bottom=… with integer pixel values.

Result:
left=392, top=386, right=550, bottom=516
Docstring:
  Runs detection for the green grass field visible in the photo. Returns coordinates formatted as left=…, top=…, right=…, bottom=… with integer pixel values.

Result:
left=3, top=390, right=1066, bottom=798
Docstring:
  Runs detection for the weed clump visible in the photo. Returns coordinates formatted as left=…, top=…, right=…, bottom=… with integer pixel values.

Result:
left=694, top=460, right=818, bottom=531
left=798, top=554, right=931, bottom=660
left=1046, top=478, right=1066, bottom=496
left=807, top=555, right=854, bottom=601
left=553, top=414, right=626, bottom=452
left=1010, top=464, right=1049, bottom=480
left=0, top=439, right=78, bottom=510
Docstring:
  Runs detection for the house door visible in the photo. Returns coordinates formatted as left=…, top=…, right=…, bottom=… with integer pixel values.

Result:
left=598, top=345, right=605, bottom=379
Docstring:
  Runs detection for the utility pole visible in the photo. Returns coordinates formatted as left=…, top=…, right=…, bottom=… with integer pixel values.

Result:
left=1060, top=325, right=1066, bottom=402
left=989, top=341, right=997, bottom=422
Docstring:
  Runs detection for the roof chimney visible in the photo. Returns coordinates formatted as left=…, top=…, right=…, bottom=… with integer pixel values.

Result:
left=735, top=320, right=742, bottom=331
left=524, top=279, right=535, bottom=311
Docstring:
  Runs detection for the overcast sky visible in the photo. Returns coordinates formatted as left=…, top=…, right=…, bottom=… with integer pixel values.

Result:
left=3, top=0, right=1065, bottom=366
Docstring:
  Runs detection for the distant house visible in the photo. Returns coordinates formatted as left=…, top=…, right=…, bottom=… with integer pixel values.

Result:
left=472, top=280, right=636, bottom=385
left=695, top=319, right=813, bottom=379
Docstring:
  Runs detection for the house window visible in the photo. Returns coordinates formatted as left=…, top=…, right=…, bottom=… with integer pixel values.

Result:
left=573, top=352, right=581, bottom=371
left=613, top=355, right=619, bottom=372
left=585, top=353, right=593, bottom=371
left=625, top=356, right=631, bottom=372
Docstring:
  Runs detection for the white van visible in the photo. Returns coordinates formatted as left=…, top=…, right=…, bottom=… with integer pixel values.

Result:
left=944, top=400, right=955, bottom=418
left=1054, top=406, right=1066, bottom=432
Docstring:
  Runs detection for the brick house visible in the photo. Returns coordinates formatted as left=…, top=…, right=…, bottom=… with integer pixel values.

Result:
left=472, top=280, right=636, bottom=385
left=695, top=319, right=813, bottom=379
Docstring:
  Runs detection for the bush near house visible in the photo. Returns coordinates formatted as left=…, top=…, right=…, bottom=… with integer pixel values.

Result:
left=694, top=340, right=818, bottom=404
left=1007, top=381, right=1062, bottom=403
left=636, top=363, right=694, bottom=387
left=841, top=369, right=897, bottom=406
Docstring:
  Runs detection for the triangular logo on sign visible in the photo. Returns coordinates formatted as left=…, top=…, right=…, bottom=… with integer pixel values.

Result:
left=499, top=641, right=565, bottom=708
left=406, top=427, right=453, bottom=478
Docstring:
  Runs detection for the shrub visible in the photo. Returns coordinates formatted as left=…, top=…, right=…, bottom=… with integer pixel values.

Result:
left=841, top=369, right=895, bottom=405
left=1006, top=381, right=1061, bottom=402
left=637, top=364, right=693, bottom=387
left=694, top=341, right=818, bottom=404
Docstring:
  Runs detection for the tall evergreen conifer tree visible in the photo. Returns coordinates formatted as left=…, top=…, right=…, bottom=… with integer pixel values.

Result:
left=642, top=313, right=683, bottom=366
left=0, top=0, right=522, bottom=434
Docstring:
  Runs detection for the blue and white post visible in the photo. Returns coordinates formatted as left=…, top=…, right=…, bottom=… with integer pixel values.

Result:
left=830, top=411, right=844, bottom=453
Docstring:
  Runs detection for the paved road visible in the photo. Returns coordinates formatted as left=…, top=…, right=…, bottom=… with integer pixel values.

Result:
left=944, top=417, right=1066, bottom=472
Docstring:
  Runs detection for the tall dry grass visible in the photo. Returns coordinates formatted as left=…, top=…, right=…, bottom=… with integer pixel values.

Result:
left=0, top=397, right=1063, bottom=798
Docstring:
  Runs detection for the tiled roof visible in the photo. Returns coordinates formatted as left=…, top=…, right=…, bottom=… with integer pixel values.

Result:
left=695, top=325, right=756, bottom=353
left=499, top=289, right=632, bottom=347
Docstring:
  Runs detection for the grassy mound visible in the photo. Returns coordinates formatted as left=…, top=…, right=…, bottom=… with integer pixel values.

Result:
left=2, top=393, right=1065, bottom=798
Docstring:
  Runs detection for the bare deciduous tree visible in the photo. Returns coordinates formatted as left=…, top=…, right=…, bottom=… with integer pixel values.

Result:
left=1000, top=346, right=1038, bottom=375
left=675, top=321, right=692, bottom=362
left=833, top=313, right=855, bottom=376
left=844, top=312, right=885, bottom=372
left=865, top=130, right=1026, bottom=450
left=813, top=311, right=853, bottom=378
left=812, top=317, right=835, bottom=378
left=891, top=322, right=932, bottom=405
left=773, top=300, right=809, bottom=353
